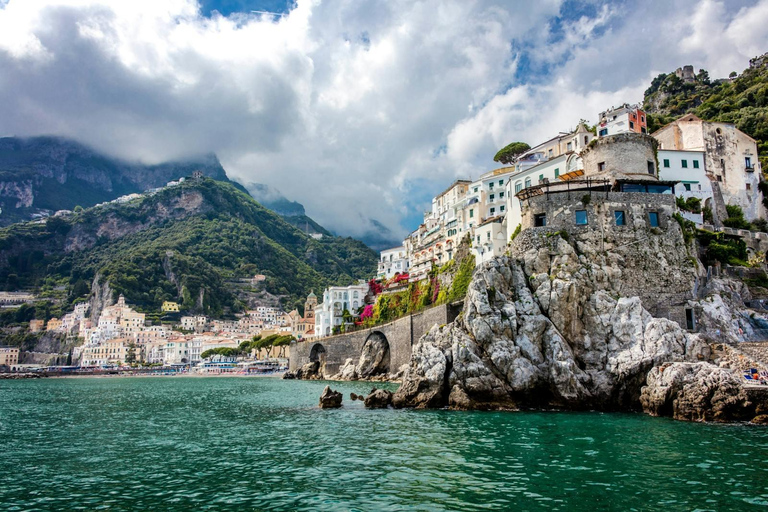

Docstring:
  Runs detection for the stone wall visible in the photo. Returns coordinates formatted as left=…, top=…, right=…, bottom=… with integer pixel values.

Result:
left=289, top=303, right=459, bottom=377
left=513, top=191, right=694, bottom=327
left=580, top=132, right=659, bottom=180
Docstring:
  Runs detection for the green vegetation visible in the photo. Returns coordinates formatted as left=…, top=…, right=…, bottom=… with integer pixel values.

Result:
left=493, top=142, right=530, bottom=165
left=676, top=196, right=702, bottom=213
left=0, top=178, right=377, bottom=322
left=673, top=212, right=697, bottom=244
left=643, top=57, right=768, bottom=169
left=723, top=204, right=751, bottom=230
left=510, top=224, right=521, bottom=242
left=695, top=229, right=748, bottom=267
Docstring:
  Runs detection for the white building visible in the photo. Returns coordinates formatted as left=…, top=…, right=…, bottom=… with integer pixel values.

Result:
left=472, top=217, right=507, bottom=265
left=658, top=149, right=711, bottom=224
left=378, top=246, right=409, bottom=279
left=597, top=104, right=648, bottom=137
left=652, top=114, right=763, bottom=221
left=314, top=283, right=369, bottom=337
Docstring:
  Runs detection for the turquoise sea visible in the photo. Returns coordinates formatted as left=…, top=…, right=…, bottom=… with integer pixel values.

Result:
left=1, top=376, right=767, bottom=511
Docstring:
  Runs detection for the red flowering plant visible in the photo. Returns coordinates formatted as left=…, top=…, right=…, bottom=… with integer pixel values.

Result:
left=360, top=304, right=374, bottom=320
left=369, top=278, right=383, bottom=296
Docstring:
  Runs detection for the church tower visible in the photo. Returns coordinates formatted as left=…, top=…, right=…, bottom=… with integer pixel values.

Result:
left=304, top=290, right=317, bottom=320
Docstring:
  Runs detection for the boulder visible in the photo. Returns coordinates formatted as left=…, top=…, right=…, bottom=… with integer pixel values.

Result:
left=640, top=362, right=754, bottom=422
left=319, top=386, right=343, bottom=409
left=282, top=371, right=296, bottom=380
left=364, top=388, right=393, bottom=409
left=295, top=361, right=321, bottom=380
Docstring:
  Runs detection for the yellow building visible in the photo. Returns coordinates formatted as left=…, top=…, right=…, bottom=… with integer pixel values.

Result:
left=80, top=338, right=133, bottom=366
left=0, top=346, right=20, bottom=366
left=162, top=301, right=180, bottom=313
left=46, top=318, right=63, bottom=332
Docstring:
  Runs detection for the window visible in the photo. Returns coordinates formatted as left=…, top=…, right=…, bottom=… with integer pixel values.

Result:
left=499, top=191, right=504, bottom=198
left=614, top=210, right=626, bottom=226
left=584, top=136, right=588, bottom=145
left=499, top=180, right=504, bottom=186
left=474, top=187, right=478, bottom=193
left=534, top=213, right=546, bottom=227
left=490, top=208, right=495, bottom=214
left=489, top=194, right=495, bottom=201
left=567, top=142, right=572, bottom=151
left=515, top=182, right=522, bottom=193
left=641, top=127, right=647, bottom=134
left=629, top=121, right=635, bottom=129
left=500, top=205, right=505, bottom=212
left=684, top=183, right=691, bottom=191
left=681, top=160, right=688, bottom=168
left=525, top=178, right=531, bottom=188
left=648, top=212, right=659, bottom=227
left=575, top=210, right=588, bottom=225
left=717, top=175, right=722, bottom=182
left=663, top=159, right=670, bottom=168
left=599, top=128, right=608, bottom=136
left=548, top=149, right=553, bottom=157
left=489, top=182, right=494, bottom=189
left=598, top=162, right=606, bottom=172
left=487, top=232, right=491, bottom=239
left=647, top=161, right=655, bottom=174
left=469, top=209, right=474, bottom=218
left=641, top=115, right=645, bottom=123
left=693, top=160, right=699, bottom=169
left=746, top=157, right=753, bottom=169
left=555, top=168, right=560, bottom=178
left=747, top=183, right=752, bottom=191
left=539, top=174, right=544, bottom=182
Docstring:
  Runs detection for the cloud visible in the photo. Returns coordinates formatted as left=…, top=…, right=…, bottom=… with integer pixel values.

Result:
left=0, top=0, right=765, bottom=242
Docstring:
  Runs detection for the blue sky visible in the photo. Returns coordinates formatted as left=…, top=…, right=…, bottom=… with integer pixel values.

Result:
left=0, top=0, right=766, bottom=242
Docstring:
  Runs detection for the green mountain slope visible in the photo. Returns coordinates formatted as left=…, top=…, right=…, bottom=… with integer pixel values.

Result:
left=0, top=136, right=242, bottom=226
left=643, top=53, right=768, bottom=169
left=0, top=178, right=377, bottom=318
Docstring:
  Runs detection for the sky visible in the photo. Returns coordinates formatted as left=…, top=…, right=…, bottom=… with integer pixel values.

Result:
left=1, top=0, right=767, bottom=244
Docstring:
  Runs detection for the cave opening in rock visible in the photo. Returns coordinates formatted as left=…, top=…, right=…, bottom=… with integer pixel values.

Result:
left=309, top=343, right=326, bottom=364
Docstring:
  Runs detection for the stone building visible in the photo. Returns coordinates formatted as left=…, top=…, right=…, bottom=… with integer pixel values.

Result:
left=652, top=114, right=763, bottom=221
left=0, top=346, right=20, bottom=367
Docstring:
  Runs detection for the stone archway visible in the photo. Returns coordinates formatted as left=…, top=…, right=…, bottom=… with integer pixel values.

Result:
left=357, top=331, right=391, bottom=377
left=310, top=343, right=326, bottom=363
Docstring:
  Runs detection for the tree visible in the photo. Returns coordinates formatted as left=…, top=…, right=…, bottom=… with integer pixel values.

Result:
left=493, top=142, right=530, bottom=165
left=125, top=342, right=137, bottom=364
left=729, top=71, right=738, bottom=78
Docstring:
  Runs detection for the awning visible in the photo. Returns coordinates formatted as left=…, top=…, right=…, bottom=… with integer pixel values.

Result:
left=558, top=169, right=585, bottom=181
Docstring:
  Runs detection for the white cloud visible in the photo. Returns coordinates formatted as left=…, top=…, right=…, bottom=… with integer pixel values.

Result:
left=0, top=0, right=765, bottom=242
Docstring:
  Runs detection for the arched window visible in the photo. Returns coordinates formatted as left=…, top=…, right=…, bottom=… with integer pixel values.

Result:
left=353, top=291, right=359, bottom=298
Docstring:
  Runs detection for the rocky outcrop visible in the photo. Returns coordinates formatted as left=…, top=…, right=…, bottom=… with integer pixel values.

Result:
left=364, top=388, right=393, bottom=408
left=393, top=230, right=711, bottom=412
left=640, top=362, right=756, bottom=422
left=319, top=386, right=343, bottom=408
left=331, top=334, right=395, bottom=381
left=284, top=360, right=322, bottom=380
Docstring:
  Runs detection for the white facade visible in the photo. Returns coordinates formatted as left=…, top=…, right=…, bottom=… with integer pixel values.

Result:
left=658, top=149, right=711, bottom=224
left=314, top=284, right=369, bottom=337
left=378, top=246, right=409, bottom=279
left=597, top=104, right=648, bottom=137
left=472, top=218, right=507, bottom=265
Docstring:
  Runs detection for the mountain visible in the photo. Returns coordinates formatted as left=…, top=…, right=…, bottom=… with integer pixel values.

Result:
left=244, top=181, right=401, bottom=250
left=0, top=136, right=242, bottom=226
left=642, top=53, right=768, bottom=169
left=0, top=178, right=378, bottom=320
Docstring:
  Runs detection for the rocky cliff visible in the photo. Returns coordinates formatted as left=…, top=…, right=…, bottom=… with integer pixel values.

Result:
left=392, top=224, right=768, bottom=422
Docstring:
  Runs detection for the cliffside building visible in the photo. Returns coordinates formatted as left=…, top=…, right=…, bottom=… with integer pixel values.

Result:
left=597, top=104, right=648, bottom=137
left=652, top=114, right=763, bottom=221
left=314, top=284, right=369, bottom=337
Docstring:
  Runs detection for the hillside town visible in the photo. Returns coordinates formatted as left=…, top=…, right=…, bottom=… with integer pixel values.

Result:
left=11, top=103, right=766, bottom=369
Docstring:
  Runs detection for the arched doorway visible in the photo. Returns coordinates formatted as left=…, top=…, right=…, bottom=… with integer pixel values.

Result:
left=357, top=331, right=390, bottom=377
left=309, top=343, right=326, bottom=363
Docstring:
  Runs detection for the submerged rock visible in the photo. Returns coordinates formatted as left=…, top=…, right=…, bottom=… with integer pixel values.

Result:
left=364, top=388, right=393, bottom=409
left=640, top=362, right=754, bottom=422
left=319, top=386, right=343, bottom=409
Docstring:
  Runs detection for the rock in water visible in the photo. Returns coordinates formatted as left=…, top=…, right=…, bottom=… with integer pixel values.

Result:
left=295, top=361, right=321, bottom=380
left=364, top=388, right=393, bottom=409
left=319, top=386, right=343, bottom=409
left=357, top=332, right=390, bottom=378
left=282, top=371, right=296, bottom=380
left=640, top=362, right=755, bottom=422
left=350, top=392, right=359, bottom=401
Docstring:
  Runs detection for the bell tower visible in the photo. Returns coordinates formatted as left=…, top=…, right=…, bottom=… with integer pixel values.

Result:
left=304, top=290, right=317, bottom=320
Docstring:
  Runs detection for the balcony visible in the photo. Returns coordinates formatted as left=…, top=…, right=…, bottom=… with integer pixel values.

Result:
left=746, top=166, right=755, bottom=173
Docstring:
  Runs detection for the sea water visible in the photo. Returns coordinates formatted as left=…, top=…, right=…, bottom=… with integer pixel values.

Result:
left=1, top=376, right=767, bottom=511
